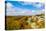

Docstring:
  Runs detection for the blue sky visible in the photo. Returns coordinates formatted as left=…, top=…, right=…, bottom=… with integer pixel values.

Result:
left=6, top=1, right=44, bottom=10
left=5, top=1, right=45, bottom=16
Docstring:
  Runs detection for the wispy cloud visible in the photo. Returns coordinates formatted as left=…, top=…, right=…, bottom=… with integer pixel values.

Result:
left=6, top=2, right=45, bottom=16
left=6, top=2, right=32, bottom=16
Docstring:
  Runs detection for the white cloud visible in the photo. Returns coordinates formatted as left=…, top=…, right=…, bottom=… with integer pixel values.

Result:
left=6, top=2, right=14, bottom=9
left=32, top=3, right=43, bottom=8
left=6, top=2, right=32, bottom=16
left=6, top=2, right=45, bottom=16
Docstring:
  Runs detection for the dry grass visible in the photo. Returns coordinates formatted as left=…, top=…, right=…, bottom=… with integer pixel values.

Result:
left=5, top=14, right=45, bottom=30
